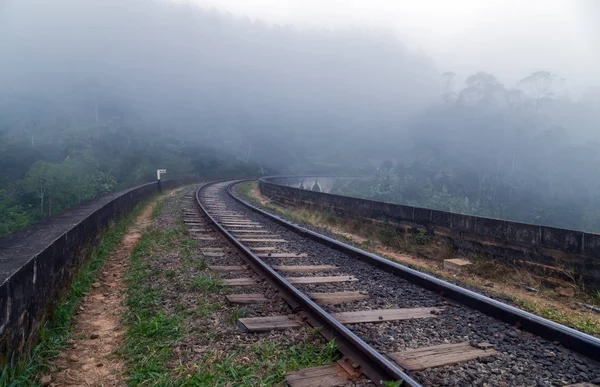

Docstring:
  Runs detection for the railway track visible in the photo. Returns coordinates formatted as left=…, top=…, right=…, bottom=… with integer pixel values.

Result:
left=188, top=180, right=600, bottom=386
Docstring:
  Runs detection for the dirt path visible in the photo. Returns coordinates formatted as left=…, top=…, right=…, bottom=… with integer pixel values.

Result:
left=48, top=192, right=176, bottom=386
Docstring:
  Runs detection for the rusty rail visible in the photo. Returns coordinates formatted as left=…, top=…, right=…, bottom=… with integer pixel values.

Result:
left=195, top=182, right=421, bottom=386
left=226, top=180, right=600, bottom=361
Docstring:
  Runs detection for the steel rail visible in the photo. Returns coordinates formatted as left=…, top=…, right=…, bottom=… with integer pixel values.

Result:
left=195, top=182, right=421, bottom=387
left=227, top=180, right=600, bottom=361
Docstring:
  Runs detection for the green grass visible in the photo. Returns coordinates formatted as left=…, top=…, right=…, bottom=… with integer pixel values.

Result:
left=235, top=181, right=255, bottom=201
left=516, top=299, right=600, bottom=336
left=190, top=273, right=222, bottom=292
left=229, top=307, right=248, bottom=324
left=121, top=226, right=185, bottom=386
left=0, top=201, right=146, bottom=387
left=184, top=339, right=338, bottom=386
left=196, top=300, right=223, bottom=318
left=122, top=194, right=344, bottom=386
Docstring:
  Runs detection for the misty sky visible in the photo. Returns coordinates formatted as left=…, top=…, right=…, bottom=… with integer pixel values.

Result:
left=188, top=0, right=600, bottom=94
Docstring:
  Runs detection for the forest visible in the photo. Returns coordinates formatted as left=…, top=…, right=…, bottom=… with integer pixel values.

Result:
left=1, top=0, right=599, bottom=236
left=334, top=72, right=600, bottom=232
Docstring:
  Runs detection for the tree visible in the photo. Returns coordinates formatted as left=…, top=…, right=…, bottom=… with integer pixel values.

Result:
left=441, top=71, right=457, bottom=104
left=22, top=161, right=53, bottom=215
left=518, top=71, right=558, bottom=104
left=458, top=72, right=507, bottom=107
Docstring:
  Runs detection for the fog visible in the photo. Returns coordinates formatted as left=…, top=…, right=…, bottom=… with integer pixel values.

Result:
left=190, top=0, right=600, bottom=95
left=1, top=0, right=600, bottom=235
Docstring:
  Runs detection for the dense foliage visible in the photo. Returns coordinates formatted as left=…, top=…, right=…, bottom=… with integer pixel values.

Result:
left=1, top=0, right=599, bottom=235
left=0, top=110, right=259, bottom=236
left=0, top=0, right=436, bottom=236
left=333, top=74, right=600, bottom=232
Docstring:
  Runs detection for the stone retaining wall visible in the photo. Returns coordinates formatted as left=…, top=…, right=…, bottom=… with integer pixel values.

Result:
left=0, top=177, right=201, bottom=363
left=259, top=177, right=600, bottom=288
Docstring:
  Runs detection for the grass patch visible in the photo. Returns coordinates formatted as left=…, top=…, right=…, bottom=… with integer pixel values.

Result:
left=1, top=201, right=146, bottom=387
left=190, top=273, right=222, bottom=292
left=236, top=181, right=255, bottom=201
left=185, top=339, right=338, bottom=386
left=121, top=227, right=185, bottom=386
left=230, top=307, right=248, bottom=324
left=516, top=299, right=600, bottom=336
left=196, top=300, right=223, bottom=318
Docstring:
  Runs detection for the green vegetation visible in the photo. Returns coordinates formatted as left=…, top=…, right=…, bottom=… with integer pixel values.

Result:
left=121, top=227, right=186, bottom=386
left=0, top=201, right=143, bottom=386
left=190, top=273, right=222, bottom=292
left=515, top=299, right=600, bottom=336
left=122, top=195, right=341, bottom=385
left=187, top=340, right=338, bottom=386
left=235, top=182, right=255, bottom=201
left=0, top=133, right=260, bottom=238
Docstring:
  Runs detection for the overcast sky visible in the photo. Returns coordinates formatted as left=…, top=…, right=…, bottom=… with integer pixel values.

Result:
left=186, top=0, right=599, bottom=94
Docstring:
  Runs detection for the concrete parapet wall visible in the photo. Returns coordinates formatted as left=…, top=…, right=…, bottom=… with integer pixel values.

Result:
left=0, top=177, right=201, bottom=363
left=259, top=177, right=600, bottom=288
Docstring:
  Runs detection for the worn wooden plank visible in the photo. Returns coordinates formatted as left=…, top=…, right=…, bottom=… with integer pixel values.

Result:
left=236, top=234, right=281, bottom=239
left=251, top=247, right=279, bottom=251
left=331, top=307, right=444, bottom=324
left=285, top=363, right=352, bottom=387
left=222, top=278, right=257, bottom=286
left=308, top=291, right=369, bottom=305
left=226, top=293, right=268, bottom=304
left=286, top=276, right=358, bottom=284
left=237, top=238, right=287, bottom=243
left=238, top=315, right=302, bottom=331
left=257, top=253, right=308, bottom=258
left=273, top=265, right=338, bottom=272
left=203, top=252, right=225, bottom=257
left=225, top=225, right=263, bottom=228
left=200, top=247, right=223, bottom=252
left=188, top=228, right=211, bottom=232
left=209, top=265, right=248, bottom=272
left=193, top=236, right=216, bottom=241
left=230, top=229, right=270, bottom=233
left=388, top=342, right=498, bottom=371
left=184, top=222, right=207, bottom=226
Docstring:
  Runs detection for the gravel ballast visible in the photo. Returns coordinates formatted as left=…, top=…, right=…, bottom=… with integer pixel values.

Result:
left=196, top=181, right=600, bottom=386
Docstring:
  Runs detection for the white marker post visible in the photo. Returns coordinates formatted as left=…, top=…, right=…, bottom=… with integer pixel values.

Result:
left=157, top=169, right=167, bottom=192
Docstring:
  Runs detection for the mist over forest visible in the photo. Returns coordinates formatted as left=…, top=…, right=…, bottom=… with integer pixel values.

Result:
left=1, top=0, right=599, bottom=235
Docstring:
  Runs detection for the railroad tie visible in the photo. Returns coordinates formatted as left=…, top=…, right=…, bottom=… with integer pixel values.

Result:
left=308, top=291, right=369, bottom=305
left=208, top=265, right=248, bottom=271
left=238, top=307, right=443, bottom=332
left=225, top=294, right=268, bottom=304
left=256, top=253, right=308, bottom=258
left=193, top=236, right=216, bottom=241
left=272, top=265, right=338, bottom=272
left=387, top=342, right=498, bottom=371
left=237, top=315, right=303, bottom=331
left=285, top=359, right=362, bottom=387
left=285, top=276, right=358, bottom=284
left=222, top=278, right=257, bottom=286
left=229, top=229, right=270, bottom=233
left=200, top=247, right=223, bottom=252
left=235, top=234, right=281, bottom=239
left=202, top=252, right=225, bottom=257
left=251, top=246, right=279, bottom=251
left=237, top=238, right=287, bottom=243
